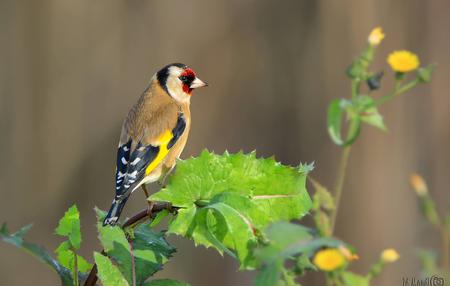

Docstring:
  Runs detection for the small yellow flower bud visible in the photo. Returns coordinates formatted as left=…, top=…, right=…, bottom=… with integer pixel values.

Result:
left=313, top=248, right=346, bottom=271
left=381, top=248, right=400, bottom=263
left=368, top=27, right=385, bottom=46
left=387, top=50, right=420, bottom=73
left=410, top=174, right=428, bottom=196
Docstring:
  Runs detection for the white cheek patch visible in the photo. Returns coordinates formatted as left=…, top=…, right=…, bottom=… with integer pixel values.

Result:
left=166, top=66, right=191, bottom=104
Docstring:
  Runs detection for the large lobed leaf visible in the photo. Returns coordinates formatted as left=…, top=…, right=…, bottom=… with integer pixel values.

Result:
left=150, top=150, right=312, bottom=269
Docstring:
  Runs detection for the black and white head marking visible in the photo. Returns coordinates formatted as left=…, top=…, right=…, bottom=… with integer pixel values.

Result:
left=156, top=63, right=192, bottom=103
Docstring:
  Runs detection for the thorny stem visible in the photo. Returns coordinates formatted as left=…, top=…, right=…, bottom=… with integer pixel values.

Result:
left=83, top=202, right=178, bottom=286
left=330, top=146, right=351, bottom=233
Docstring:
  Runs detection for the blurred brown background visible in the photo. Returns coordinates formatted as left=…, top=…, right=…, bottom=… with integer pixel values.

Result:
left=1, top=0, right=449, bottom=285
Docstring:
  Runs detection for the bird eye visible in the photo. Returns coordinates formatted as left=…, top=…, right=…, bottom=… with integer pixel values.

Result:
left=179, top=76, right=188, bottom=82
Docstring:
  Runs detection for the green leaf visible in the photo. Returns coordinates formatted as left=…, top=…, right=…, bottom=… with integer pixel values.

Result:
left=144, top=279, right=191, bottom=286
left=96, top=210, right=176, bottom=285
left=150, top=209, right=169, bottom=227
left=132, top=222, right=176, bottom=285
left=310, top=178, right=334, bottom=211
left=254, top=260, right=283, bottom=286
left=327, top=100, right=361, bottom=146
left=1, top=223, right=75, bottom=286
left=296, top=255, right=316, bottom=274
left=417, top=65, right=435, bottom=83
left=55, top=241, right=92, bottom=273
left=55, top=205, right=82, bottom=249
left=341, top=271, right=370, bottom=286
left=150, top=151, right=312, bottom=268
left=97, top=213, right=133, bottom=283
left=420, top=195, right=441, bottom=226
left=94, top=252, right=129, bottom=286
left=356, top=96, right=386, bottom=131
left=327, top=99, right=344, bottom=145
left=207, top=201, right=258, bottom=267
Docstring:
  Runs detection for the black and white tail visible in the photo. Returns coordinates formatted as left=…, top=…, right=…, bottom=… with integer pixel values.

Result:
left=103, top=195, right=130, bottom=226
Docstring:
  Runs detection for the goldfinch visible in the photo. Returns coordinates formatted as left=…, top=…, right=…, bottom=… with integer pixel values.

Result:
left=103, top=63, right=207, bottom=226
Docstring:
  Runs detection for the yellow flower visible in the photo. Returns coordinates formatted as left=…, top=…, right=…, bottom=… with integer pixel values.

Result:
left=313, top=248, right=346, bottom=271
left=368, top=27, right=385, bottom=46
left=410, top=174, right=428, bottom=196
left=387, top=50, right=420, bottom=73
left=381, top=248, right=400, bottom=263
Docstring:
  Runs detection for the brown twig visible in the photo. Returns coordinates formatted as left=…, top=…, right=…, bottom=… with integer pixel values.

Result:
left=83, top=201, right=177, bottom=286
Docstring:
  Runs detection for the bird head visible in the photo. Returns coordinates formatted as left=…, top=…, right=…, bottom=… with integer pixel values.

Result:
left=156, top=63, right=207, bottom=103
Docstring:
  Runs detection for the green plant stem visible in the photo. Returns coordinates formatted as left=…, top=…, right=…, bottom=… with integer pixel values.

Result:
left=330, top=147, right=351, bottom=233
left=375, top=79, right=419, bottom=106
left=71, top=247, right=79, bottom=286
left=441, top=226, right=449, bottom=271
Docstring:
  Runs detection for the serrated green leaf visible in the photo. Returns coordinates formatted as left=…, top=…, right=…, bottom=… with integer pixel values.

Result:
left=1, top=223, right=75, bottom=285
left=55, top=241, right=92, bottom=274
left=132, top=222, right=176, bottom=285
left=207, top=202, right=258, bottom=268
left=150, top=151, right=312, bottom=268
left=144, top=279, right=190, bottom=286
left=94, top=252, right=129, bottom=286
left=341, top=271, right=369, bottom=286
left=96, top=209, right=176, bottom=285
left=97, top=213, right=133, bottom=283
left=55, top=205, right=82, bottom=249
left=151, top=151, right=311, bottom=215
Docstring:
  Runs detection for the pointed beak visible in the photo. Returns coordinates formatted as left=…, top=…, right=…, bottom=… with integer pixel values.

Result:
left=190, top=77, right=208, bottom=89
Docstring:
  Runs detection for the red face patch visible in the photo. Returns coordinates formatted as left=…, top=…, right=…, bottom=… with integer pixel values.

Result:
left=180, top=68, right=196, bottom=94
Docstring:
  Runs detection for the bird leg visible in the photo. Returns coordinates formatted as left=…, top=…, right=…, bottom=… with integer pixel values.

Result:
left=158, top=166, right=176, bottom=187
left=141, top=184, right=154, bottom=217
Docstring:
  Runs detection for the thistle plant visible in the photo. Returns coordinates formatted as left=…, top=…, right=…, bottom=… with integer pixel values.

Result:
left=0, top=27, right=436, bottom=286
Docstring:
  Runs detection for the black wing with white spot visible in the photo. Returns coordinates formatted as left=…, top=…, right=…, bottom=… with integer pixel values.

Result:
left=104, top=113, right=186, bottom=226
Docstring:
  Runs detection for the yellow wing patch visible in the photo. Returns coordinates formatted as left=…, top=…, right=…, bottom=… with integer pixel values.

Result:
left=145, top=130, right=173, bottom=176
